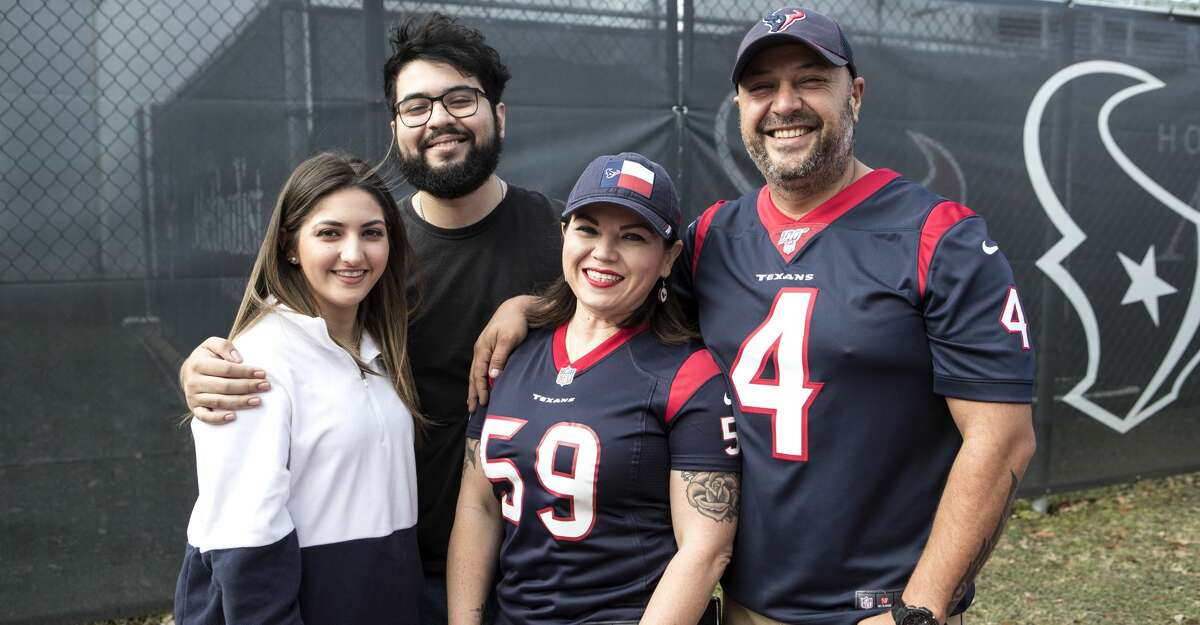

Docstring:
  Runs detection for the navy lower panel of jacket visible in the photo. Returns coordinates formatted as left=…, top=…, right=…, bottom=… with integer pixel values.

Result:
left=176, top=527, right=423, bottom=625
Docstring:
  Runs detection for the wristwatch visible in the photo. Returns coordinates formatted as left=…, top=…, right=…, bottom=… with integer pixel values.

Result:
left=890, top=599, right=938, bottom=625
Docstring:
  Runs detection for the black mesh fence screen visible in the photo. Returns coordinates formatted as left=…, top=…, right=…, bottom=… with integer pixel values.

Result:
left=2, top=1, right=1199, bottom=622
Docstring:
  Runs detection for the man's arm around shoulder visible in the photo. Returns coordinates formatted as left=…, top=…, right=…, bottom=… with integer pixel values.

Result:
left=180, top=336, right=270, bottom=424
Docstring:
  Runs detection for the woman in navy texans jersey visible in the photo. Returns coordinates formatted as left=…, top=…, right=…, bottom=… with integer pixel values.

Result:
left=174, top=152, right=424, bottom=625
left=447, top=153, right=741, bottom=625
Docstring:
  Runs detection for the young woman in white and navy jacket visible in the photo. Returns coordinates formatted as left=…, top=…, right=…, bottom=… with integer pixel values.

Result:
left=174, top=152, right=424, bottom=625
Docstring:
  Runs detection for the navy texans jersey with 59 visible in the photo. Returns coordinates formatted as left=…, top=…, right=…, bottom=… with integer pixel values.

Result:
left=467, top=325, right=741, bottom=625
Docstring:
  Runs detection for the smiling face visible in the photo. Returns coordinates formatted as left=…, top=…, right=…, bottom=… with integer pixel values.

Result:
left=561, top=203, right=682, bottom=325
left=292, top=187, right=389, bottom=325
left=735, top=43, right=863, bottom=195
left=390, top=59, right=505, bottom=199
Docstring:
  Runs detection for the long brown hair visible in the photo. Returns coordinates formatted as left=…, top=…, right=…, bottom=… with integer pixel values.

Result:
left=527, top=222, right=697, bottom=346
left=229, top=151, right=424, bottom=428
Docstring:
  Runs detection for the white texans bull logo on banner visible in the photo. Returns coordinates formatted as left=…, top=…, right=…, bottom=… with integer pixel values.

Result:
left=1026, top=61, right=1200, bottom=434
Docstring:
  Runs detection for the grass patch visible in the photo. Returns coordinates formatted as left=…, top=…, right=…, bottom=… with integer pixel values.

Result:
left=972, top=471, right=1199, bottom=624
left=88, top=472, right=1199, bottom=625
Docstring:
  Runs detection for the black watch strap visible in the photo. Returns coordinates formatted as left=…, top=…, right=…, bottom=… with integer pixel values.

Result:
left=890, top=599, right=938, bottom=625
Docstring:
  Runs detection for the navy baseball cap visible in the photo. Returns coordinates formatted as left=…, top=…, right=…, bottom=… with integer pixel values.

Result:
left=564, top=152, right=681, bottom=240
left=731, top=7, right=856, bottom=86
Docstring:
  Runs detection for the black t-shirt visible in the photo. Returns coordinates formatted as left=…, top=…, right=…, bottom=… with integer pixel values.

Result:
left=402, top=185, right=562, bottom=576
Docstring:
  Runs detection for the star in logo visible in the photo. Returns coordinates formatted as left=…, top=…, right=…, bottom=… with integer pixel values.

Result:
left=1117, top=245, right=1177, bottom=326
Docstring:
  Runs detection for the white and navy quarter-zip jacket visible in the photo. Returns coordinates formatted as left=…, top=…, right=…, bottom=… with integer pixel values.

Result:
left=175, top=306, right=422, bottom=625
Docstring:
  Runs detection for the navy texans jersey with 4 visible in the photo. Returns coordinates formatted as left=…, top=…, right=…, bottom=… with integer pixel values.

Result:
left=676, top=169, right=1035, bottom=623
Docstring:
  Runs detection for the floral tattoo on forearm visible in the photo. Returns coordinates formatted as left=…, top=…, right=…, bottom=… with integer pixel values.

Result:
left=681, top=471, right=740, bottom=523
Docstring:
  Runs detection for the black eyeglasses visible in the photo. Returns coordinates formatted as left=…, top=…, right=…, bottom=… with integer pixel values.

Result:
left=393, top=87, right=487, bottom=128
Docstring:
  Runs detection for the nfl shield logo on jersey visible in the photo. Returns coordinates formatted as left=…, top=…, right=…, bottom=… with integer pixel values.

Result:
left=858, top=594, right=874, bottom=609
left=777, top=227, right=810, bottom=254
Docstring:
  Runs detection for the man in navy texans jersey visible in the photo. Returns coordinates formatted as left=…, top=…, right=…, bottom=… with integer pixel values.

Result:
left=472, top=7, right=1036, bottom=625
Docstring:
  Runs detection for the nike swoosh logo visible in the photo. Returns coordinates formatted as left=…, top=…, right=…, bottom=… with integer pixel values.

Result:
left=982, top=241, right=999, bottom=255
left=723, top=393, right=732, bottom=406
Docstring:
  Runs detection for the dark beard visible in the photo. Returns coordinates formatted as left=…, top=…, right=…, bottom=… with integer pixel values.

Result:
left=397, top=125, right=503, bottom=199
left=743, top=102, right=855, bottom=196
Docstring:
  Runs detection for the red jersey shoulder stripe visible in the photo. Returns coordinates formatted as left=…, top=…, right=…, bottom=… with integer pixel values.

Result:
left=690, top=200, right=726, bottom=277
left=917, top=201, right=978, bottom=297
left=665, top=349, right=722, bottom=424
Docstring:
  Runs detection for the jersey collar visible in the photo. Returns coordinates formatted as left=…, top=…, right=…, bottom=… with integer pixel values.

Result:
left=551, top=322, right=648, bottom=383
left=756, top=168, right=900, bottom=262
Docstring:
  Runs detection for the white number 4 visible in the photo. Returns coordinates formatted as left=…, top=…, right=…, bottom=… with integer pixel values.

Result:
left=1000, top=287, right=1031, bottom=351
left=729, top=289, right=823, bottom=462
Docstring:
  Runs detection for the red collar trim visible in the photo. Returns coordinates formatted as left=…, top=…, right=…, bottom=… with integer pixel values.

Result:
left=552, top=323, right=648, bottom=377
left=756, top=168, right=900, bottom=262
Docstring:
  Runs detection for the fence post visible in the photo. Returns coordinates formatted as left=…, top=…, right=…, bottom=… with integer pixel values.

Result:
left=674, top=0, right=694, bottom=213
left=364, top=0, right=385, bottom=161
left=1030, top=1, right=1079, bottom=498
left=137, top=104, right=156, bottom=317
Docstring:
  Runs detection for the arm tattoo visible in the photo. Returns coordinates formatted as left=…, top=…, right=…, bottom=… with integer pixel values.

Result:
left=463, top=438, right=480, bottom=472
left=680, top=471, right=740, bottom=523
left=948, top=470, right=1020, bottom=612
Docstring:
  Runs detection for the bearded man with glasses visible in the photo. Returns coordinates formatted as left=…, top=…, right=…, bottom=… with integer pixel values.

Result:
left=176, top=14, right=563, bottom=625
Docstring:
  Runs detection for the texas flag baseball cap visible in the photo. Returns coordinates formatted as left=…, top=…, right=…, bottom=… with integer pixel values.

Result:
left=564, top=152, right=681, bottom=240
left=731, top=7, right=856, bottom=86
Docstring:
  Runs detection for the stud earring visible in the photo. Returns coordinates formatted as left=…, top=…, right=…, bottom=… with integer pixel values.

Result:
left=288, top=256, right=299, bottom=264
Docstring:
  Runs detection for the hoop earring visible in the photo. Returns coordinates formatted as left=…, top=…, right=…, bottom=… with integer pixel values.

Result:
left=658, top=279, right=669, bottom=303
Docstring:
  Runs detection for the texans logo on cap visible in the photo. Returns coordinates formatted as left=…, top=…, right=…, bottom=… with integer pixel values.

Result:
left=599, top=158, right=655, bottom=198
left=763, top=8, right=806, bottom=33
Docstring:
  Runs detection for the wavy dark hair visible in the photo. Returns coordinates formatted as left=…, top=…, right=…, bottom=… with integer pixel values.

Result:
left=383, top=13, right=511, bottom=111
left=527, top=221, right=697, bottom=346
left=228, top=151, right=424, bottom=430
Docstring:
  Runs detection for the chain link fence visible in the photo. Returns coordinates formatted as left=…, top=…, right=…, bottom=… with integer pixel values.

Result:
left=3, top=1, right=1199, bottom=623
left=0, top=0, right=272, bottom=283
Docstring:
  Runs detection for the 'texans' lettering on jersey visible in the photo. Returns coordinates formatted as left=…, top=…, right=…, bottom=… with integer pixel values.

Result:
left=756, top=272, right=815, bottom=281
left=531, top=393, right=575, bottom=404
